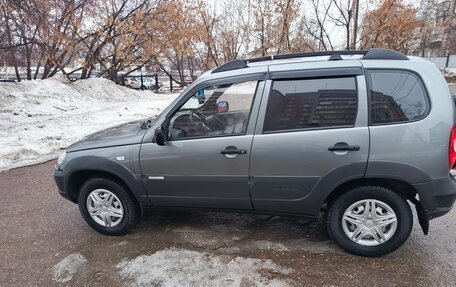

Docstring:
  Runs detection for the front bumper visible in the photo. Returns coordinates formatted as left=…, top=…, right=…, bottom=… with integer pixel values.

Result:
left=413, top=174, right=456, bottom=220
left=53, top=165, right=72, bottom=202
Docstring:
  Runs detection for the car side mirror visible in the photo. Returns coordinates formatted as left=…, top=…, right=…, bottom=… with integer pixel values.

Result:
left=217, top=101, right=229, bottom=113
left=154, top=127, right=166, bottom=146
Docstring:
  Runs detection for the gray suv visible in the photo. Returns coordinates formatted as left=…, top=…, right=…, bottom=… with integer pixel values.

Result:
left=54, top=49, right=456, bottom=256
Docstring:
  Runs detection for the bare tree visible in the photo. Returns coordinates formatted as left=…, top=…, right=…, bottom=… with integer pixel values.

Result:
left=360, top=0, right=420, bottom=53
left=143, top=0, right=202, bottom=86
left=327, top=0, right=355, bottom=50
left=191, top=0, right=219, bottom=70
left=275, top=0, right=300, bottom=54
left=302, top=0, right=334, bottom=51
left=251, top=0, right=276, bottom=56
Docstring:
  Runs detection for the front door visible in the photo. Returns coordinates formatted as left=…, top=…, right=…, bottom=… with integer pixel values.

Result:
left=140, top=80, right=261, bottom=209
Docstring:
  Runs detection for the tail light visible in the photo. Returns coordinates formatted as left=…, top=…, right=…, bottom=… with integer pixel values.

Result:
left=449, top=126, right=456, bottom=168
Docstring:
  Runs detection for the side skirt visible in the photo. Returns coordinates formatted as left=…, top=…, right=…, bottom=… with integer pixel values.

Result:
left=142, top=205, right=320, bottom=221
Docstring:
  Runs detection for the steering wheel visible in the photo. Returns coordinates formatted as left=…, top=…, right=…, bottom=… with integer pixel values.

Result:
left=189, top=110, right=210, bottom=132
left=170, top=126, right=187, bottom=139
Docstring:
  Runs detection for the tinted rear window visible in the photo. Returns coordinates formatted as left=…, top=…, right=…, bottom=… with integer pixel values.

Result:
left=367, top=70, right=429, bottom=124
left=263, top=77, right=358, bottom=132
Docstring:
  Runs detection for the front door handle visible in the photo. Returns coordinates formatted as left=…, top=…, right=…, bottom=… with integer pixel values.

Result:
left=328, top=142, right=360, bottom=152
left=221, top=146, right=247, bottom=155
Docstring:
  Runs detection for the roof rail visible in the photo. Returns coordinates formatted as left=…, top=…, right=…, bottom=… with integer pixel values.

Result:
left=211, top=48, right=408, bottom=74
left=212, top=59, right=248, bottom=73
left=246, top=50, right=367, bottom=63
left=362, top=48, right=408, bottom=60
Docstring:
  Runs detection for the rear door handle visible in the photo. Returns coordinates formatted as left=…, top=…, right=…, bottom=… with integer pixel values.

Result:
left=328, top=142, right=360, bottom=152
left=221, top=146, right=247, bottom=155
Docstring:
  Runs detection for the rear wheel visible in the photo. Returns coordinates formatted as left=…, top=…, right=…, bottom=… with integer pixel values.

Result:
left=78, top=178, right=139, bottom=235
left=327, top=186, right=412, bottom=256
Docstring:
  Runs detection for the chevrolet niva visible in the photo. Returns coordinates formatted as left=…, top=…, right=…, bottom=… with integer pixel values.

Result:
left=54, top=49, right=456, bottom=256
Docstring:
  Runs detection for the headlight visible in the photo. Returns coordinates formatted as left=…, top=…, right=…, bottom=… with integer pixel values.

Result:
left=57, top=150, right=66, bottom=165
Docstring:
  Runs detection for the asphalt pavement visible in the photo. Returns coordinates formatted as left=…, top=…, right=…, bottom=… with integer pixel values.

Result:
left=0, top=161, right=455, bottom=286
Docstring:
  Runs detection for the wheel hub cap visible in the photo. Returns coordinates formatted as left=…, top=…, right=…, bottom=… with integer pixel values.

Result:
left=342, top=199, right=398, bottom=246
left=86, top=189, right=124, bottom=227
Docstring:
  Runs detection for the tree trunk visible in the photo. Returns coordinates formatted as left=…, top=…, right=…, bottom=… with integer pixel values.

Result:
left=351, top=0, right=360, bottom=49
left=4, top=13, right=21, bottom=82
left=14, top=65, right=21, bottom=82
left=41, top=60, right=52, bottom=79
left=81, top=68, right=88, bottom=79
left=33, top=62, right=41, bottom=80
left=25, top=45, right=32, bottom=80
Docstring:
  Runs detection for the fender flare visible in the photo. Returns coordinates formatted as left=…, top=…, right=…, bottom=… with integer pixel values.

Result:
left=307, top=161, right=432, bottom=215
left=63, top=156, right=150, bottom=207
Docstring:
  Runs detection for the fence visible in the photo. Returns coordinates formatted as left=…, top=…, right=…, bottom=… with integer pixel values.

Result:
left=121, top=74, right=160, bottom=92
left=120, top=73, right=196, bottom=93
left=424, top=54, right=456, bottom=69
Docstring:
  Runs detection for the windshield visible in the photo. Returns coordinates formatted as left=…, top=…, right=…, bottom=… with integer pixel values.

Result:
left=155, top=80, right=200, bottom=119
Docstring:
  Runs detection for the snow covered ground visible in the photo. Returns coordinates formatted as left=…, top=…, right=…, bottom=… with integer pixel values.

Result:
left=0, top=76, right=178, bottom=172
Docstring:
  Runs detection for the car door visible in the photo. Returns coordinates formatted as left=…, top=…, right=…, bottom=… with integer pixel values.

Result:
left=140, top=79, right=265, bottom=209
left=250, top=66, right=369, bottom=216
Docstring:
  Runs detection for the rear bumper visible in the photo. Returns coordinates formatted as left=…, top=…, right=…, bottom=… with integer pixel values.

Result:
left=413, top=174, right=456, bottom=220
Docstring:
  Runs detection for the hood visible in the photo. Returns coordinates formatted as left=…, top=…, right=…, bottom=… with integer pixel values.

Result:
left=67, top=120, right=147, bottom=152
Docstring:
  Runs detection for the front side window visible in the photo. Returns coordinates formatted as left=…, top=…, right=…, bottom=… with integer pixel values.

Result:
left=168, top=81, right=257, bottom=140
left=263, top=77, right=358, bottom=132
left=368, top=70, right=429, bottom=124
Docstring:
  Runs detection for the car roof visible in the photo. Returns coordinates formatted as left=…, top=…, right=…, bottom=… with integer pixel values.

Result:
left=193, top=49, right=429, bottom=86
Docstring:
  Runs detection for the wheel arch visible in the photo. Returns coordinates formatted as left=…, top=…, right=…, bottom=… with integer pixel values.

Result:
left=324, top=177, right=418, bottom=209
left=63, top=156, right=148, bottom=213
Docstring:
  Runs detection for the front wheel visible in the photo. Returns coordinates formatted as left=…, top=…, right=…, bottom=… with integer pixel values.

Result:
left=327, top=186, right=413, bottom=256
left=78, top=178, right=139, bottom=235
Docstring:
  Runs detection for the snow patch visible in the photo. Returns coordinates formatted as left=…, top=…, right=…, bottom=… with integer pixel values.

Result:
left=288, top=239, right=343, bottom=254
left=443, top=68, right=456, bottom=78
left=52, top=253, right=87, bottom=283
left=116, top=248, right=292, bottom=287
left=253, top=240, right=290, bottom=252
left=172, top=224, right=247, bottom=249
left=0, top=76, right=178, bottom=171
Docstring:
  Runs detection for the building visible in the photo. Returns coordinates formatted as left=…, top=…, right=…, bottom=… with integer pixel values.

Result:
left=415, top=0, right=456, bottom=56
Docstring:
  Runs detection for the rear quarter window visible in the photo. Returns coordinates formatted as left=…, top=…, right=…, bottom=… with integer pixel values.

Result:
left=367, top=70, right=429, bottom=125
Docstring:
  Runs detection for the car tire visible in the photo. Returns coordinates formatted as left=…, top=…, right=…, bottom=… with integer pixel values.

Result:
left=327, top=186, right=413, bottom=257
left=78, top=178, right=139, bottom=235
left=126, top=85, right=132, bottom=89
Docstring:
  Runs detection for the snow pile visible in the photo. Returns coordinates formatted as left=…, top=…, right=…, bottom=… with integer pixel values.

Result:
left=443, top=68, right=456, bottom=85
left=0, top=76, right=178, bottom=171
left=443, top=68, right=456, bottom=78
left=116, top=248, right=292, bottom=287
left=52, top=253, right=87, bottom=283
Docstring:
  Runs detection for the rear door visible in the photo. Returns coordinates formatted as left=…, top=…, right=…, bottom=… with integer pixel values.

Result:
left=250, top=64, right=369, bottom=216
